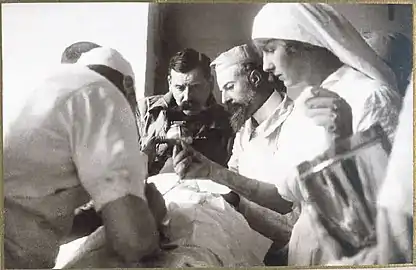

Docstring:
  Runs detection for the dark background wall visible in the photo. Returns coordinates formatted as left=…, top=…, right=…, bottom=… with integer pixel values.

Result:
left=145, top=4, right=413, bottom=100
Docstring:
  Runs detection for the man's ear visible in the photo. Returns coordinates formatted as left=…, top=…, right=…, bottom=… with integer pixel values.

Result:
left=248, top=70, right=263, bottom=88
left=123, top=75, right=136, bottom=98
left=123, top=76, right=134, bottom=90
left=167, top=75, right=173, bottom=93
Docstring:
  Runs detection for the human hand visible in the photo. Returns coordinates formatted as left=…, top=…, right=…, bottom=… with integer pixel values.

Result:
left=164, top=124, right=193, bottom=145
left=172, top=142, right=212, bottom=180
left=142, top=124, right=193, bottom=154
left=304, top=87, right=353, bottom=140
left=221, top=191, right=241, bottom=210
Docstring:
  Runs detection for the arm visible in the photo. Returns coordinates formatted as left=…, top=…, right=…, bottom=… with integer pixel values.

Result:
left=137, top=98, right=171, bottom=175
left=65, top=84, right=159, bottom=265
left=376, top=207, right=412, bottom=264
left=136, top=97, right=150, bottom=140
left=376, top=81, right=413, bottom=264
left=100, top=195, right=160, bottom=265
left=173, top=142, right=293, bottom=214
left=237, top=196, right=297, bottom=247
left=356, top=85, right=401, bottom=143
left=222, top=133, right=295, bottom=241
left=209, top=162, right=293, bottom=214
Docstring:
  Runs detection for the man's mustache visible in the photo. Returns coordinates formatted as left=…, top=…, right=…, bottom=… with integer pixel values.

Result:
left=179, top=101, right=198, bottom=110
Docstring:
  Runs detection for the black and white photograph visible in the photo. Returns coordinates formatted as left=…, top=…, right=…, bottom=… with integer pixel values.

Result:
left=2, top=2, right=414, bottom=269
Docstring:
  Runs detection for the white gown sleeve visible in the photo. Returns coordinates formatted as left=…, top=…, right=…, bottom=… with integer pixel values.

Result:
left=63, top=82, right=148, bottom=211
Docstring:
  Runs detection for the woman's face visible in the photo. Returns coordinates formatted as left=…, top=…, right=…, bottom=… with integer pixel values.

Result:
left=253, top=38, right=313, bottom=89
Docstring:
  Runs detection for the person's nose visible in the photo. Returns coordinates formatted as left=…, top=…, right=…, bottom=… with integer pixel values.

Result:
left=221, top=91, right=231, bottom=104
left=263, top=55, right=275, bottom=73
left=182, top=86, right=190, bottom=102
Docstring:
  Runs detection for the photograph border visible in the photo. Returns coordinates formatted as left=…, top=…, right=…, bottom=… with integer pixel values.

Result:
left=0, top=0, right=414, bottom=269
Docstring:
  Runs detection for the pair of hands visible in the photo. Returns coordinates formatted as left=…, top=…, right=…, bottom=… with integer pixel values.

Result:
left=141, top=117, right=202, bottom=180
left=172, top=142, right=214, bottom=180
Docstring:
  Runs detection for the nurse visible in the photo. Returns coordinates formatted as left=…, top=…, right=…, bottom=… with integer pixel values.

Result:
left=250, top=3, right=401, bottom=265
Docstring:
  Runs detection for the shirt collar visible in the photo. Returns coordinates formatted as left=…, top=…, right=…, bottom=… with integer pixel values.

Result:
left=146, top=92, right=173, bottom=112
left=244, top=91, right=294, bottom=139
left=253, top=90, right=284, bottom=124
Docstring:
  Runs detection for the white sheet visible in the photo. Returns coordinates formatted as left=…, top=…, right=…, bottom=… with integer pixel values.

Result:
left=55, top=173, right=271, bottom=268
left=148, top=173, right=272, bottom=267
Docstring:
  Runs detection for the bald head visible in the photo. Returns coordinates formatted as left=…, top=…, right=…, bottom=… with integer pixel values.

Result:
left=61, top=41, right=101, bottom=64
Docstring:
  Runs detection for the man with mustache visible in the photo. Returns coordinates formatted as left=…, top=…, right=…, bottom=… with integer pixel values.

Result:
left=137, top=48, right=234, bottom=176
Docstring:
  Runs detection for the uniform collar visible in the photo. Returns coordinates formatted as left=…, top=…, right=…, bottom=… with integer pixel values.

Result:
left=321, top=65, right=351, bottom=90
left=243, top=91, right=294, bottom=140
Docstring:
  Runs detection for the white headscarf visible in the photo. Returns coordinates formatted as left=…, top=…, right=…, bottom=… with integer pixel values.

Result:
left=252, top=3, right=397, bottom=89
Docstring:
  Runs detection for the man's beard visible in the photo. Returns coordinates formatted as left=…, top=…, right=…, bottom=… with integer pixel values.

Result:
left=225, top=88, right=256, bottom=133
left=227, top=104, right=248, bottom=133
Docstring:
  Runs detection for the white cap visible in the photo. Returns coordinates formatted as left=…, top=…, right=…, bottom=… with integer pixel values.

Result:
left=77, top=47, right=135, bottom=80
left=211, top=44, right=261, bottom=74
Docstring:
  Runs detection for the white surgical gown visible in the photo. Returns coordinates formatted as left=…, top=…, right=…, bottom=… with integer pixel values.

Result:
left=4, top=64, right=147, bottom=268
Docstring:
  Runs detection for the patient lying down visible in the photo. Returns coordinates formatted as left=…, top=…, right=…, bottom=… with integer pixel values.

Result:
left=58, top=173, right=272, bottom=268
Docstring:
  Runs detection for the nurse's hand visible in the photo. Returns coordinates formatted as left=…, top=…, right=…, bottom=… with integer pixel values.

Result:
left=172, top=142, right=212, bottom=179
left=304, top=87, right=353, bottom=140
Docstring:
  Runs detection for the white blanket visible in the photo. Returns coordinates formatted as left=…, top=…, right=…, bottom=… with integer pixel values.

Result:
left=56, top=174, right=272, bottom=268
left=149, top=173, right=272, bottom=267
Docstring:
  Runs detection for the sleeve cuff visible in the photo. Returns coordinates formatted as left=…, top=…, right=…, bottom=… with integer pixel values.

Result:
left=85, top=169, right=146, bottom=212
